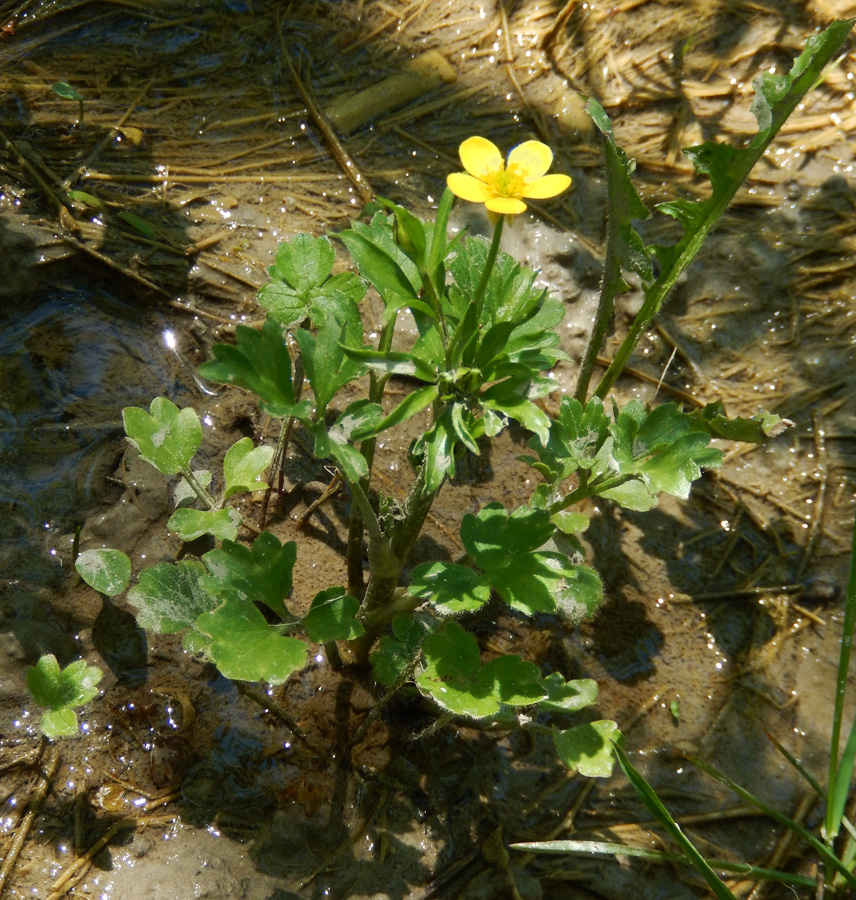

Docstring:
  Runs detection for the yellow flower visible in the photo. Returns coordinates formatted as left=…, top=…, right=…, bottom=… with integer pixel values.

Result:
left=446, top=136, right=571, bottom=216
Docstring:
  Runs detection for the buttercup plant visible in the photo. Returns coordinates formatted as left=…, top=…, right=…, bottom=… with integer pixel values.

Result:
left=64, top=21, right=851, bottom=797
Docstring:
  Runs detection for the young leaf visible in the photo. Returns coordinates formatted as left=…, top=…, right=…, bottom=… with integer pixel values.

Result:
left=409, top=561, right=491, bottom=614
left=415, top=407, right=457, bottom=494
left=196, top=597, right=307, bottom=684
left=595, top=19, right=855, bottom=399
left=259, top=234, right=365, bottom=332
left=167, top=507, right=241, bottom=542
left=527, top=396, right=611, bottom=482
left=128, top=560, right=218, bottom=649
left=202, top=533, right=297, bottom=620
left=123, top=397, right=201, bottom=475
left=357, top=384, right=439, bottom=439
left=223, top=437, right=273, bottom=499
left=553, top=720, right=620, bottom=777
left=371, top=614, right=435, bottom=686
left=687, top=402, right=791, bottom=442
left=27, top=654, right=102, bottom=739
left=536, top=674, right=598, bottom=714
left=53, top=81, right=84, bottom=102
left=295, top=316, right=364, bottom=416
left=74, top=549, right=131, bottom=597
left=269, top=232, right=335, bottom=297
left=302, top=587, right=364, bottom=642
left=198, top=319, right=311, bottom=419
left=460, top=503, right=554, bottom=569
left=480, top=380, right=551, bottom=446
left=417, top=623, right=546, bottom=718
left=337, top=214, right=422, bottom=318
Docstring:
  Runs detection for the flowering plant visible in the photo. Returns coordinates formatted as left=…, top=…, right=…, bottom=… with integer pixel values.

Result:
left=50, top=22, right=849, bottom=798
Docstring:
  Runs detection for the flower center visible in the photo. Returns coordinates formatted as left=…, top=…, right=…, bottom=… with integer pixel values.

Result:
left=488, top=164, right=525, bottom=198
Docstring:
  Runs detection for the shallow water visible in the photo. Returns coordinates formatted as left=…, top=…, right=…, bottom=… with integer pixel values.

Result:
left=2, top=1, right=856, bottom=898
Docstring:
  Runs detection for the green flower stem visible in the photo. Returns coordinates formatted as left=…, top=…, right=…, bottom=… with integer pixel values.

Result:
left=181, top=467, right=218, bottom=510
left=471, top=214, right=504, bottom=314
left=574, top=191, right=624, bottom=404
left=346, top=317, right=397, bottom=597
left=547, top=472, right=636, bottom=516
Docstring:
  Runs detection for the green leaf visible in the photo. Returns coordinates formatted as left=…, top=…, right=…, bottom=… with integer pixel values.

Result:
left=74, top=549, right=131, bottom=597
left=555, top=564, right=604, bottom=624
left=269, top=232, right=335, bottom=296
left=342, top=347, right=438, bottom=383
left=371, top=614, right=434, bottom=686
left=359, top=384, right=440, bottom=439
left=167, top=507, right=241, bottom=542
left=223, top=438, right=273, bottom=499
left=259, top=234, right=367, bottom=335
left=202, top=533, right=297, bottom=619
left=409, top=562, right=491, bottom=614
left=687, top=401, right=792, bottom=442
left=123, top=397, right=201, bottom=476
left=302, top=587, right=364, bottom=642
left=198, top=319, right=311, bottom=419
left=528, top=396, right=611, bottom=481
left=53, top=81, right=83, bottom=101
left=481, top=384, right=551, bottom=446
left=296, top=316, right=364, bottom=416
left=551, top=511, right=590, bottom=535
left=536, top=674, right=598, bottom=714
left=128, top=560, right=218, bottom=649
left=460, top=503, right=554, bottom=569
left=448, top=237, right=544, bottom=327
left=490, top=550, right=578, bottom=616
left=416, top=407, right=457, bottom=494
left=257, top=280, right=308, bottom=329
left=67, top=190, right=103, bottom=209
left=417, top=623, right=546, bottom=718
left=337, top=214, right=422, bottom=317
left=117, top=209, right=156, bottom=239
left=606, top=401, right=722, bottom=503
left=553, top=721, right=620, bottom=777
left=27, top=654, right=102, bottom=739
left=196, top=597, right=307, bottom=684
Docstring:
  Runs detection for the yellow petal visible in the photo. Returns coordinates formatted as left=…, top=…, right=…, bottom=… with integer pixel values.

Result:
left=447, top=172, right=494, bottom=203
left=485, top=195, right=527, bottom=215
left=521, top=173, right=571, bottom=199
left=507, top=140, right=553, bottom=180
left=459, top=136, right=503, bottom=179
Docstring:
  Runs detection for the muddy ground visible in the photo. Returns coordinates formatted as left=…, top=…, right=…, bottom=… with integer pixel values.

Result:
left=2, top=1, right=856, bottom=898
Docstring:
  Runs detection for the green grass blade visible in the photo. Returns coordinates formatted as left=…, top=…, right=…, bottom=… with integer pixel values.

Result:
left=688, top=753, right=856, bottom=891
left=764, top=729, right=824, bottom=798
left=827, top=506, right=856, bottom=841
left=509, top=839, right=816, bottom=888
left=613, top=743, right=737, bottom=900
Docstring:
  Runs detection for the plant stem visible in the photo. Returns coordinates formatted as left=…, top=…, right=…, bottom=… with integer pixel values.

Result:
left=182, top=467, right=218, bottom=510
left=346, top=318, right=396, bottom=597
left=472, top=214, right=504, bottom=314
left=356, top=464, right=438, bottom=645
left=825, top=505, right=856, bottom=844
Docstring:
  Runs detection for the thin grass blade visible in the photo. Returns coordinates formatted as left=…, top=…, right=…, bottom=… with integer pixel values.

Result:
left=613, top=743, right=737, bottom=900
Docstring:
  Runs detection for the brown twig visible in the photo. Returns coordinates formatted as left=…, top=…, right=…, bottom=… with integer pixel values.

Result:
left=0, top=742, right=60, bottom=897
